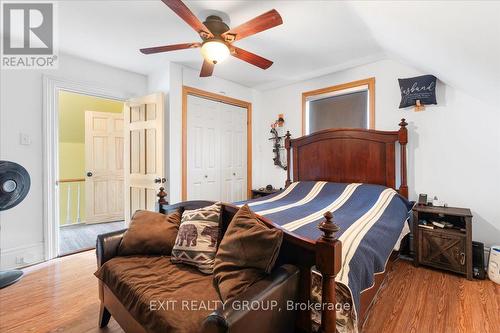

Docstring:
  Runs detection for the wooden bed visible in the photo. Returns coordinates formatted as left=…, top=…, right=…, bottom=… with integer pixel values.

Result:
left=283, top=118, right=408, bottom=332
left=156, top=119, right=410, bottom=333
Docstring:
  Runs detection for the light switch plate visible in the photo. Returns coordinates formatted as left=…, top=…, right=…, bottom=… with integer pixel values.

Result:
left=20, top=133, right=31, bottom=145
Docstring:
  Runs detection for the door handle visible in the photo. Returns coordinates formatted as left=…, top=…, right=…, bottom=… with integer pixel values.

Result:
left=232, top=173, right=236, bottom=176
left=460, top=252, right=465, bottom=265
left=86, top=172, right=93, bottom=177
left=154, top=177, right=161, bottom=184
left=204, top=175, right=208, bottom=178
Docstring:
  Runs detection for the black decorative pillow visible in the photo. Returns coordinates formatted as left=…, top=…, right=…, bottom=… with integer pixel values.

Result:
left=398, top=75, right=437, bottom=108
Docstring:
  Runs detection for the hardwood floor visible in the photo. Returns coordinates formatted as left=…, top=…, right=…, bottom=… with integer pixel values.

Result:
left=0, top=251, right=122, bottom=333
left=59, top=221, right=126, bottom=256
left=362, top=260, right=500, bottom=333
left=0, top=251, right=498, bottom=333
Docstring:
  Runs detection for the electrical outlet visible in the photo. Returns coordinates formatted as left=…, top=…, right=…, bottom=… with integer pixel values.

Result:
left=20, top=133, right=31, bottom=145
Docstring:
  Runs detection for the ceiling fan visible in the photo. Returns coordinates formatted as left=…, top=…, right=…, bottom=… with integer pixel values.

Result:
left=140, top=0, right=283, bottom=77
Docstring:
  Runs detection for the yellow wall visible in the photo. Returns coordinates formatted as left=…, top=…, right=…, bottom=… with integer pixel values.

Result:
left=58, top=91, right=123, bottom=224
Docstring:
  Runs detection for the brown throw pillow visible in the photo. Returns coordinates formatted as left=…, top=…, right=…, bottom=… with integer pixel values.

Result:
left=118, top=210, right=181, bottom=256
left=171, top=202, right=222, bottom=274
left=213, top=204, right=283, bottom=301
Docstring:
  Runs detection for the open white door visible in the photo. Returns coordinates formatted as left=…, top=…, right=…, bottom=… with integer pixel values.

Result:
left=85, top=111, right=124, bottom=223
left=124, top=92, right=165, bottom=223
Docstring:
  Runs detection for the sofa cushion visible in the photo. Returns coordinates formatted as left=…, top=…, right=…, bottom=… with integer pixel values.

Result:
left=95, top=256, right=220, bottom=333
left=118, top=210, right=181, bottom=256
left=171, top=202, right=221, bottom=274
left=213, top=204, right=283, bottom=302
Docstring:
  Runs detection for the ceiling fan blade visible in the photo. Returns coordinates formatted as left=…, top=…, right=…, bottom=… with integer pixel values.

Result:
left=200, top=60, right=214, bottom=77
left=140, top=42, right=200, bottom=54
left=222, top=9, right=282, bottom=42
left=161, top=0, right=213, bottom=38
left=231, top=46, right=273, bottom=69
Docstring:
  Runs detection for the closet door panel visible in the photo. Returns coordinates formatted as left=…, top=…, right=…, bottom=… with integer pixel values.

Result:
left=187, top=95, right=221, bottom=201
left=229, top=105, right=247, bottom=202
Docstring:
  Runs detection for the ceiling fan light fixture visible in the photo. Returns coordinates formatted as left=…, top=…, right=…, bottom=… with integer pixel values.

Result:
left=201, top=40, right=230, bottom=64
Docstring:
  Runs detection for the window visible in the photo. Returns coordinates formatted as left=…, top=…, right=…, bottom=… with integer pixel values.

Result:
left=302, top=78, right=375, bottom=135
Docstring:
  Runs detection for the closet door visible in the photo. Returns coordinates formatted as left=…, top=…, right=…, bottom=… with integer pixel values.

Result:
left=220, top=103, right=247, bottom=202
left=187, top=95, right=221, bottom=201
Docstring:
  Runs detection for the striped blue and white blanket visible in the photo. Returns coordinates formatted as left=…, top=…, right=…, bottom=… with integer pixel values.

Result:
left=235, top=181, right=412, bottom=325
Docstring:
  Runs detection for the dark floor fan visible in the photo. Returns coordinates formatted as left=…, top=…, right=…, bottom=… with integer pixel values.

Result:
left=0, top=160, right=31, bottom=288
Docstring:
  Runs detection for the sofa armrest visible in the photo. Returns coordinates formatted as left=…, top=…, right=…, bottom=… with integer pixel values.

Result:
left=202, top=264, right=300, bottom=333
left=96, top=229, right=127, bottom=268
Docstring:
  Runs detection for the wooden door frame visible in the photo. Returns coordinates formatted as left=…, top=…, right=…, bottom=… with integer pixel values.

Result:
left=43, top=75, right=130, bottom=260
left=301, top=77, right=375, bottom=135
left=182, top=86, right=252, bottom=201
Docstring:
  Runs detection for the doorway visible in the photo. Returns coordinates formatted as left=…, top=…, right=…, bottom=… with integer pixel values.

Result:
left=182, top=86, right=252, bottom=202
left=44, top=76, right=165, bottom=260
left=57, top=91, right=126, bottom=256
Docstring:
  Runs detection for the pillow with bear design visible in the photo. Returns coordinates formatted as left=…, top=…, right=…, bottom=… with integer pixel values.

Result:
left=171, top=202, right=221, bottom=274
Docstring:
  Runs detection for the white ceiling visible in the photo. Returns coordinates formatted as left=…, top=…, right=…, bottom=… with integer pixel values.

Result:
left=350, top=1, right=500, bottom=107
left=58, top=1, right=383, bottom=88
left=58, top=1, right=499, bottom=103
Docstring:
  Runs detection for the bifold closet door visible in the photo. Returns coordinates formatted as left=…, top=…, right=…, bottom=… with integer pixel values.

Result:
left=186, top=95, right=247, bottom=202
left=220, top=103, right=247, bottom=202
left=187, top=95, right=220, bottom=201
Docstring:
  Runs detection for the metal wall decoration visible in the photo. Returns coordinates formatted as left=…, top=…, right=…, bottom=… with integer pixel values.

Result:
left=269, top=114, right=287, bottom=170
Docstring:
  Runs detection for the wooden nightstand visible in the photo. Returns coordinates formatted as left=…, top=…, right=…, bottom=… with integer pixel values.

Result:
left=413, top=205, right=473, bottom=280
left=251, top=188, right=280, bottom=199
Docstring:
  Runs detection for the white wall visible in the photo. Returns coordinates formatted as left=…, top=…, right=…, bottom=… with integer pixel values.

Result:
left=253, top=59, right=500, bottom=247
left=166, top=63, right=260, bottom=203
left=0, top=53, right=147, bottom=269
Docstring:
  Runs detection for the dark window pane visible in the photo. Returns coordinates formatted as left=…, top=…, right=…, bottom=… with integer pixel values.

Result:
left=308, top=90, right=368, bottom=133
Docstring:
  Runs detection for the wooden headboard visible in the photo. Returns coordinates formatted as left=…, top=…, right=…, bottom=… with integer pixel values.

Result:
left=285, top=119, right=408, bottom=198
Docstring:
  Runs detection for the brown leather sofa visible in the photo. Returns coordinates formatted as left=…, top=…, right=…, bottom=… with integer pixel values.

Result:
left=96, top=202, right=300, bottom=333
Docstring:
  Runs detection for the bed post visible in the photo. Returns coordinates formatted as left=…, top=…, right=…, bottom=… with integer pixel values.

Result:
left=398, top=119, right=409, bottom=199
left=285, top=130, right=292, bottom=187
left=156, top=187, right=168, bottom=213
left=316, top=211, right=342, bottom=333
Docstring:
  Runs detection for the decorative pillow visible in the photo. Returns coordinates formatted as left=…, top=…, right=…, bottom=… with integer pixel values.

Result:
left=398, top=74, right=437, bottom=108
left=171, top=202, right=221, bottom=274
left=118, top=210, right=181, bottom=256
left=213, top=204, right=283, bottom=302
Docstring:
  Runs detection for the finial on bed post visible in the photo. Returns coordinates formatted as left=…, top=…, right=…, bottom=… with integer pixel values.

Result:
left=156, top=187, right=168, bottom=213
left=285, top=130, right=292, bottom=187
left=398, top=119, right=409, bottom=199
left=316, top=211, right=342, bottom=333
left=318, top=211, right=339, bottom=241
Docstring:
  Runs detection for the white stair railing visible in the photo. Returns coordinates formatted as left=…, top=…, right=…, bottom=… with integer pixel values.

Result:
left=58, top=178, right=85, bottom=225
